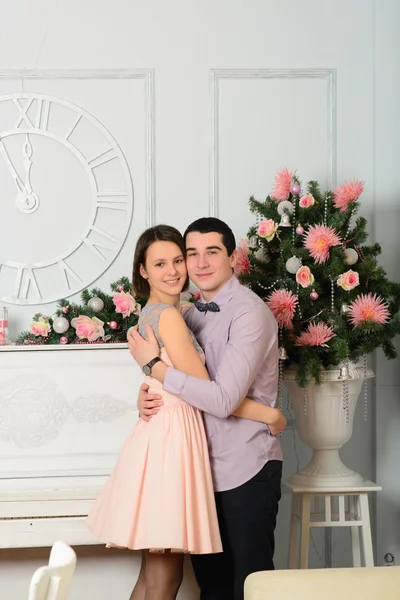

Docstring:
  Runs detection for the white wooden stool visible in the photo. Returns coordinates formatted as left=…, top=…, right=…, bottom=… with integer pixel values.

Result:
left=285, top=480, right=382, bottom=569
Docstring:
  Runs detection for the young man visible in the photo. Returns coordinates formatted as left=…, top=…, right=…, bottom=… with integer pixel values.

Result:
left=128, top=218, right=283, bottom=600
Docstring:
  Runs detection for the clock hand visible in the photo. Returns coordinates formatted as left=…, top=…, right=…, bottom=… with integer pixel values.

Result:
left=22, top=135, right=34, bottom=195
left=0, top=136, right=28, bottom=195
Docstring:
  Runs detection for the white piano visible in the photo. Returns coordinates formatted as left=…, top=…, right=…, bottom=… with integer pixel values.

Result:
left=0, top=344, right=141, bottom=548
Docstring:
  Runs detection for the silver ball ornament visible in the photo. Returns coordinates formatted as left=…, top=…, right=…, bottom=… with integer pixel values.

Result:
left=255, top=248, right=270, bottom=263
left=53, top=316, right=69, bottom=334
left=88, top=296, right=104, bottom=312
left=344, top=248, right=358, bottom=265
left=286, top=256, right=302, bottom=274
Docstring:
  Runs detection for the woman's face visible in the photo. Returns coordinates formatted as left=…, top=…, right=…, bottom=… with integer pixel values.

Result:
left=140, top=240, right=187, bottom=300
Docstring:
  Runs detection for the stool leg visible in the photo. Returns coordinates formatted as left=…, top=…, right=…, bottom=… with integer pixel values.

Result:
left=288, top=494, right=299, bottom=568
left=299, top=493, right=311, bottom=569
left=349, top=495, right=362, bottom=567
left=359, top=493, right=374, bottom=567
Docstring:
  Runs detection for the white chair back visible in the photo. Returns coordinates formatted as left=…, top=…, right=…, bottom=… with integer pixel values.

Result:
left=28, top=541, right=77, bottom=600
left=244, top=566, right=400, bottom=600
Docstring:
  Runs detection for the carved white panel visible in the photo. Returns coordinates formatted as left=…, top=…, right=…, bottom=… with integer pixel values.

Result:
left=0, top=345, right=142, bottom=479
left=0, top=69, right=155, bottom=305
left=209, top=69, right=336, bottom=237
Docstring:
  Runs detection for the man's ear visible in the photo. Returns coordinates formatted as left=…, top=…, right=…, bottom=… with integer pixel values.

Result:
left=230, top=248, right=238, bottom=270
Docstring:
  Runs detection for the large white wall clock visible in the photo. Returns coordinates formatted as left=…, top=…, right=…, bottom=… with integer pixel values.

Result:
left=0, top=92, right=133, bottom=305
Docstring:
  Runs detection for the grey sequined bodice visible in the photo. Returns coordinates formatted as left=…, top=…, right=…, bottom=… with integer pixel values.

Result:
left=138, top=302, right=203, bottom=354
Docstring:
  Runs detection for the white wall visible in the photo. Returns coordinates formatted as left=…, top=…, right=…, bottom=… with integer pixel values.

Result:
left=0, top=0, right=399, bottom=597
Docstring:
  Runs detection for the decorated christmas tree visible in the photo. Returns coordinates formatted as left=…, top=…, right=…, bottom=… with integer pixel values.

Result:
left=238, top=169, right=400, bottom=387
left=16, top=277, right=144, bottom=346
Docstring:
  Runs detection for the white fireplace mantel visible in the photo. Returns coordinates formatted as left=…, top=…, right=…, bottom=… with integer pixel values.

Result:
left=0, top=344, right=143, bottom=548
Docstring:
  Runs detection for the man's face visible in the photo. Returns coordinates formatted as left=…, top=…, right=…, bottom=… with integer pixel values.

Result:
left=185, top=231, right=237, bottom=300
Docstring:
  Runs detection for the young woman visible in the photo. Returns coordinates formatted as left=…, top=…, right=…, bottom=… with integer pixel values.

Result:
left=86, top=225, right=286, bottom=600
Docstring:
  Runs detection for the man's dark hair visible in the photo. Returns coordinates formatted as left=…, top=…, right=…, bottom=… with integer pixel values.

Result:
left=183, top=217, right=236, bottom=256
left=132, top=225, right=189, bottom=298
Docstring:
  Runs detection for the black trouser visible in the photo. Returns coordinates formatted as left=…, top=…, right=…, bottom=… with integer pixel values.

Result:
left=191, top=460, right=282, bottom=600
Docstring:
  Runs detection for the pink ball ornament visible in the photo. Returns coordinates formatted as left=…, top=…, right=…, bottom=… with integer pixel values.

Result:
left=290, top=183, right=301, bottom=196
left=61, top=306, right=69, bottom=314
left=117, top=284, right=124, bottom=292
left=296, top=224, right=304, bottom=235
left=60, top=336, right=69, bottom=344
left=310, top=290, right=319, bottom=301
left=108, top=321, right=118, bottom=330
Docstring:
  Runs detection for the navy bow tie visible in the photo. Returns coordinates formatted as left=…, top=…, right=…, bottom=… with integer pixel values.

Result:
left=194, top=300, right=220, bottom=314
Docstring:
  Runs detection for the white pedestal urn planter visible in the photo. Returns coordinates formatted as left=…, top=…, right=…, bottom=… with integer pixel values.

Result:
left=283, top=365, right=374, bottom=488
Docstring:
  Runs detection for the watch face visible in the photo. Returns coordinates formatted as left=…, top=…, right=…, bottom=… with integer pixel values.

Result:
left=143, top=365, right=150, bottom=376
left=0, top=92, right=133, bottom=305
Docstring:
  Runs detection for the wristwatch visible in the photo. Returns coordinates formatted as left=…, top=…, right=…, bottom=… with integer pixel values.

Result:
left=143, top=356, right=161, bottom=376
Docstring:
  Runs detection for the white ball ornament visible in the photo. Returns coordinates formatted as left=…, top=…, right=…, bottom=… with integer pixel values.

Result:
left=87, top=296, right=104, bottom=312
left=286, top=256, right=302, bottom=274
left=255, top=248, right=270, bottom=263
left=52, top=316, right=69, bottom=334
left=344, top=248, right=358, bottom=265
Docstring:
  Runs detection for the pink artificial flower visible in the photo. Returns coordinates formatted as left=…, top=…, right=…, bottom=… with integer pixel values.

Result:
left=348, top=293, right=390, bottom=327
left=71, top=315, right=105, bottom=342
left=299, top=194, right=315, bottom=208
left=303, top=224, right=341, bottom=264
left=192, top=291, right=201, bottom=301
left=257, top=219, right=278, bottom=242
left=113, top=291, right=139, bottom=318
left=337, top=270, right=359, bottom=291
left=234, top=239, right=252, bottom=276
left=295, top=265, right=315, bottom=288
left=271, top=168, right=295, bottom=201
left=295, top=322, right=336, bottom=347
left=30, top=317, right=51, bottom=337
left=267, top=289, right=298, bottom=329
left=333, top=179, right=364, bottom=212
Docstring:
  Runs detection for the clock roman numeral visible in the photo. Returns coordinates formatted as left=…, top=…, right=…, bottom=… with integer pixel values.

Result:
left=58, top=260, right=83, bottom=291
left=12, top=97, right=51, bottom=131
left=96, top=191, right=128, bottom=211
left=14, top=268, right=41, bottom=301
left=87, top=148, right=118, bottom=170
left=65, top=113, right=83, bottom=141
left=83, top=226, right=119, bottom=261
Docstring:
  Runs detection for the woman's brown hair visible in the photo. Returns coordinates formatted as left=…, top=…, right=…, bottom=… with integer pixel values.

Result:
left=132, top=225, right=189, bottom=298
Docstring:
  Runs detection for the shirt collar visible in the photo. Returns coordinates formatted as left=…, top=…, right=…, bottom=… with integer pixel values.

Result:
left=199, top=274, right=239, bottom=310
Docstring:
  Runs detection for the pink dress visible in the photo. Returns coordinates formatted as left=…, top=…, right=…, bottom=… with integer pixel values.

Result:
left=86, top=303, right=222, bottom=554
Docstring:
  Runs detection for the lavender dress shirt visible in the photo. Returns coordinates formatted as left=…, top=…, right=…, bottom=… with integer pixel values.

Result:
left=163, top=275, right=283, bottom=492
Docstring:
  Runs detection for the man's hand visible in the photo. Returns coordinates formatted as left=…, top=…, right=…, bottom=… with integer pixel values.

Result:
left=137, top=383, right=163, bottom=422
left=127, top=324, right=160, bottom=368
left=268, top=408, right=287, bottom=437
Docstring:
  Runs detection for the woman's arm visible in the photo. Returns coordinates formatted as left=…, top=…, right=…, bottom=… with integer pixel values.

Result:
left=233, top=399, right=287, bottom=435
left=159, top=308, right=286, bottom=433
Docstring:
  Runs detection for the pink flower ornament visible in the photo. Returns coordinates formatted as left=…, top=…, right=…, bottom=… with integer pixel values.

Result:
left=295, top=322, right=336, bottom=347
left=71, top=315, right=105, bottom=342
left=267, top=289, right=298, bottom=329
left=348, top=293, right=390, bottom=327
left=333, top=179, right=364, bottom=212
left=257, top=219, right=278, bottom=242
left=337, top=270, right=359, bottom=291
left=30, top=317, right=51, bottom=337
left=234, top=239, right=252, bottom=276
left=271, top=168, right=295, bottom=201
left=113, top=291, right=140, bottom=318
left=299, top=194, right=315, bottom=208
left=295, top=266, right=315, bottom=289
left=303, top=224, right=341, bottom=264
